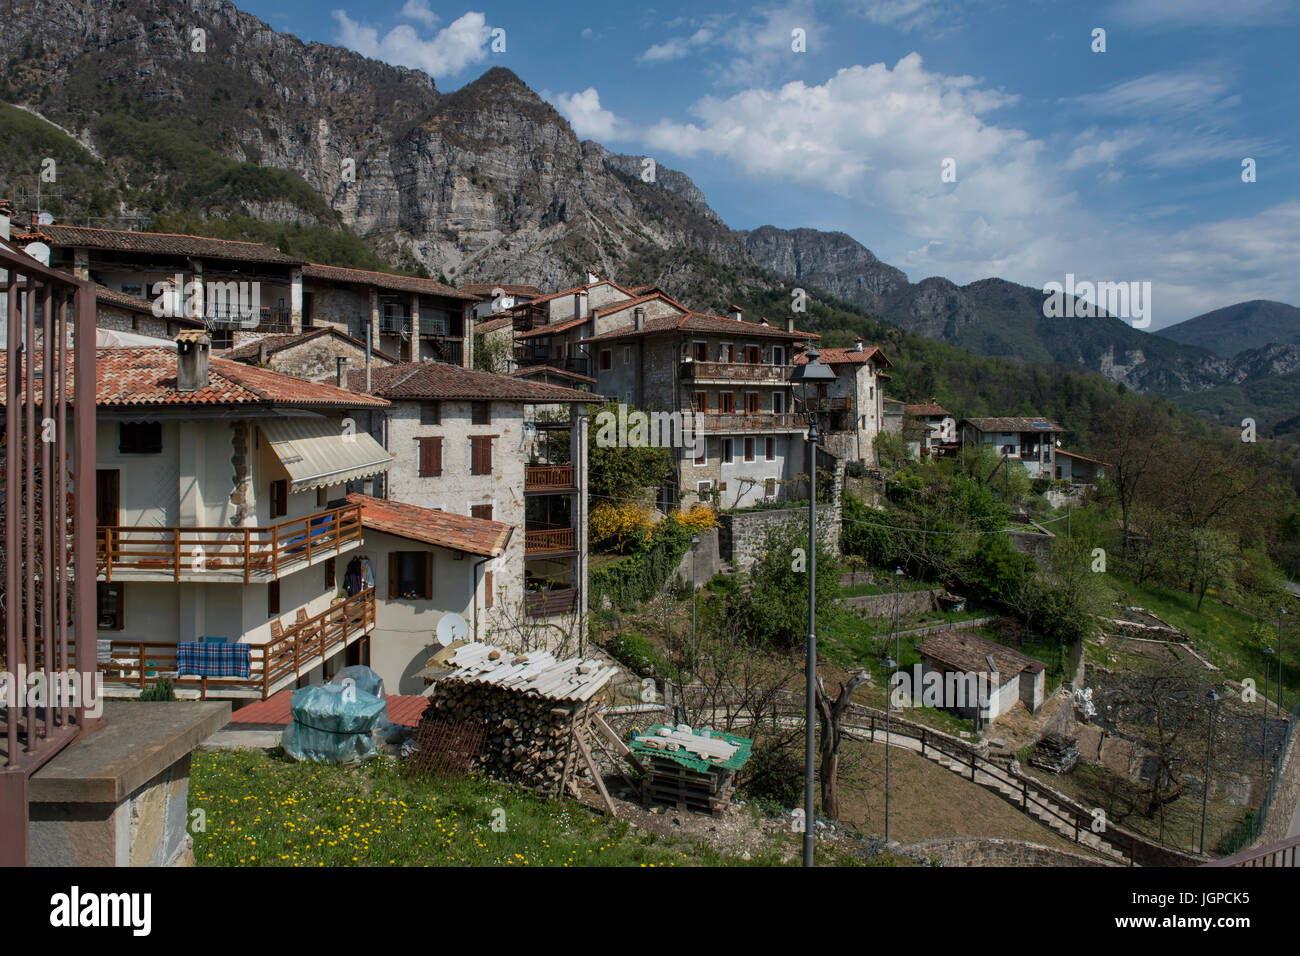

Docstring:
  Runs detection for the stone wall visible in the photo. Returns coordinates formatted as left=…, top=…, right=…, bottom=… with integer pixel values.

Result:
left=844, top=587, right=943, bottom=618
left=1253, top=719, right=1300, bottom=848
left=671, top=527, right=723, bottom=585
left=901, top=837, right=1116, bottom=867
left=261, top=333, right=396, bottom=382
left=718, top=503, right=840, bottom=570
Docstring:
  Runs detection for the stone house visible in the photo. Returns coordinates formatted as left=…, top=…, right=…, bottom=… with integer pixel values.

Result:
left=347, top=361, right=600, bottom=641
left=958, top=417, right=1065, bottom=479
left=218, top=326, right=400, bottom=383
left=905, top=401, right=957, bottom=455
left=793, top=339, right=892, bottom=467
left=916, top=631, right=1046, bottom=723
left=462, top=282, right=543, bottom=320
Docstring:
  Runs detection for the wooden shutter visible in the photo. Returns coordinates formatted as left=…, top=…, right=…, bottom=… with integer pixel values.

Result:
left=388, top=553, right=399, bottom=600
left=485, top=571, right=494, bottom=608
left=424, top=552, right=433, bottom=600
left=270, top=479, right=287, bottom=519
left=418, top=437, right=443, bottom=477
left=471, top=437, right=492, bottom=475
left=471, top=504, right=493, bottom=521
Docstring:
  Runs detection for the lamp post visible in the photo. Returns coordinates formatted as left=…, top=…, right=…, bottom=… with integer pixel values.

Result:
left=1262, top=645, right=1274, bottom=776
left=1201, top=687, right=1221, bottom=855
left=690, top=534, right=700, bottom=670
left=883, top=654, right=897, bottom=844
left=790, top=347, right=836, bottom=867
left=893, top=566, right=904, bottom=668
left=1278, top=608, right=1287, bottom=718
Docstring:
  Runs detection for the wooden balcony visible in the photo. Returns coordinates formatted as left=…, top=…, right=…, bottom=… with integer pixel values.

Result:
left=97, top=504, right=363, bottom=583
left=525, top=586, right=579, bottom=618
left=683, top=361, right=792, bottom=384
left=698, top=412, right=805, bottom=432
left=525, top=525, right=576, bottom=556
left=525, top=464, right=576, bottom=493
left=98, top=588, right=376, bottom=701
left=794, top=397, right=852, bottom=413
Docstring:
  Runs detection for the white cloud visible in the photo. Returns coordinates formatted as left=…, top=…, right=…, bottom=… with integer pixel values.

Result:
left=853, top=0, right=956, bottom=33
left=399, top=0, right=440, bottom=28
left=636, top=5, right=824, bottom=87
left=548, top=87, right=631, bottom=141
left=1113, top=0, right=1295, bottom=28
left=642, top=28, right=714, bottom=63
left=1069, top=70, right=1237, bottom=116
left=332, top=9, right=492, bottom=78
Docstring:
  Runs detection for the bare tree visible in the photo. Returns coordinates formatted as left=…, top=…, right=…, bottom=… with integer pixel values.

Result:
left=815, top=671, right=870, bottom=820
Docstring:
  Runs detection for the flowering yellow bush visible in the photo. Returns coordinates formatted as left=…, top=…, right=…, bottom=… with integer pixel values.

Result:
left=676, top=503, right=718, bottom=534
left=589, top=501, right=653, bottom=553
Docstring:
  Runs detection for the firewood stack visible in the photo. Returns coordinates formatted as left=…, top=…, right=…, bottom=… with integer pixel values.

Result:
left=1029, top=732, right=1080, bottom=774
left=417, top=643, right=619, bottom=793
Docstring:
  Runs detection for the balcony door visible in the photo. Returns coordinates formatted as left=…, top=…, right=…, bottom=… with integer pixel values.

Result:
left=96, top=469, right=120, bottom=527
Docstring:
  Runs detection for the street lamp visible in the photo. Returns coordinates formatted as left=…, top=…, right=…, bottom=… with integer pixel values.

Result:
left=690, top=534, right=700, bottom=669
left=893, top=567, right=904, bottom=668
left=1201, top=687, right=1221, bottom=855
left=1262, top=645, right=1274, bottom=776
left=883, top=654, right=897, bottom=844
left=1278, top=608, right=1288, bottom=718
left=790, top=347, right=836, bottom=868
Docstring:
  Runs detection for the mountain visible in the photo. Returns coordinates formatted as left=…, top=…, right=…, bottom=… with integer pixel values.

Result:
left=1, top=0, right=1296, bottom=437
left=1156, top=300, right=1300, bottom=357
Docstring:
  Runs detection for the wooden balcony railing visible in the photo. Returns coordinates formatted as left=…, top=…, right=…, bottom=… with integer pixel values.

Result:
left=698, top=413, right=804, bottom=432
left=794, top=397, right=852, bottom=413
left=525, top=526, right=576, bottom=554
left=525, top=586, right=579, bottom=618
left=525, top=465, right=575, bottom=491
left=683, top=361, right=792, bottom=383
left=97, top=504, right=362, bottom=582
left=98, top=588, right=376, bottom=700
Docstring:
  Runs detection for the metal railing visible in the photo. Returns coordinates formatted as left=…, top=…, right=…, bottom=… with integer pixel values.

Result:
left=97, top=504, right=362, bottom=582
left=1206, top=833, right=1300, bottom=867
left=1, top=243, right=98, bottom=865
left=99, top=588, right=376, bottom=700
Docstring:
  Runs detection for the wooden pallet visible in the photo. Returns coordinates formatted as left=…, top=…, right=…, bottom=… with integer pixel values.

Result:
left=642, top=779, right=734, bottom=815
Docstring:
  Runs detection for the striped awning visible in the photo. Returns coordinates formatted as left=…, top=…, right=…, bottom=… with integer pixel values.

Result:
left=260, top=418, right=392, bottom=493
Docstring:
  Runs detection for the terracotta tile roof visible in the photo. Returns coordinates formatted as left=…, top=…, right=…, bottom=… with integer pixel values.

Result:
left=794, top=345, right=889, bottom=367
left=513, top=277, right=636, bottom=307
left=472, top=315, right=515, bottom=335
left=514, top=313, right=592, bottom=339
left=905, top=402, right=950, bottom=417
left=0, top=346, right=389, bottom=408
left=227, top=688, right=429, bottom=728
left=918, top=631, right=1042, bottom=677
left=13, top=224, right=303, bottom=264
left=508, top=365, right=597, bottom=385
left=219, top=327, right=400, bottom=364
left=460, top=282, right=543, bottom=298
left=301, top=262, right=477, bottom=300
left=1056, top=449, right=1109, bottom=465
left=345, top=492, right=511, bottom=557
left=350, top=361, right=600, bottom=403
left=581, top=310, right=819, bottom=344
left=960, top=417, right=1064, bottom=433
left=93, top=284, right=192, bottom=319
left=590, top=291, right=689, bottom=318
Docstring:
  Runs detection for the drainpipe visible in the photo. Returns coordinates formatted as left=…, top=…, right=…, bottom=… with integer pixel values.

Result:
left=471, top=555, right=491, bottom=643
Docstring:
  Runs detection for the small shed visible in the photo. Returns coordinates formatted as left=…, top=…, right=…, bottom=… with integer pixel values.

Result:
left=916, top=631, right=1046, bottom=723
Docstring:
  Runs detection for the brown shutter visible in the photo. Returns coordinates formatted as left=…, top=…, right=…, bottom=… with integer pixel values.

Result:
left=424, top=552, right=433, bottom=600
left=471, top=504, right=493, bottom=521
left=432, top=437, right=443, bottom=476
left=388, top=553, right=399, bottom=600
left=485, top=571, right=494, bottom=608
left=418, top=437, right=443, bottom=477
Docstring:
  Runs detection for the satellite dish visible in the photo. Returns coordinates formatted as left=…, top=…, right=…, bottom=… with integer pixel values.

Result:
left=435, top=612, right=469, bottom=647
left=23, top=242, right=51, bottom=266
left=37, top=212, right=54, bottom=226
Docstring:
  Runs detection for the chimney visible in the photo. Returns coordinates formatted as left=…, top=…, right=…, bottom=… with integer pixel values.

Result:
left=573, top=291, right=588, bottom=320
left=855, top=337, right=864, bottom=352
left=586, top=270, right=600, bottom=285
left=633, top=306, right=646, bottom=330
left=257, top=342, right=268, bottom=365
left=336, top=355, right=349, bottom=388
left=175, top=330, right=212, bottom=392
left=0, top=197, right=12, bottom=221
left=786, top=316, right=795, bottom=333
left=759, top=316, right=769, bottom=326
left=729, top=305, right=743, bottom=322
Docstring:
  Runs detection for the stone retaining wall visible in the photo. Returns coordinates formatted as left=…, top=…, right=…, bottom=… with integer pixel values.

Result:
left=718, top=503, right=840, bottom=570
left=901, top=836, right=1116, bottom=867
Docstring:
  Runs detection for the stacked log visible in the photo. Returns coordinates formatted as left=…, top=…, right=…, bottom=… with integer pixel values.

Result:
left=419, top=679, right=592, bottom=790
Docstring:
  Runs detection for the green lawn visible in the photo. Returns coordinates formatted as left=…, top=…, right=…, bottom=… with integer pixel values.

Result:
left=189, top=749, right=884, bottom=867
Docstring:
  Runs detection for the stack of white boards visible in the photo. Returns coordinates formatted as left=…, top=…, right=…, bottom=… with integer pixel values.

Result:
left=442, top=642, right=619, bottom=702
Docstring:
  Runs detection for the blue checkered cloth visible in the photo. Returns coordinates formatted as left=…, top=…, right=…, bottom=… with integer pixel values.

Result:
left=177, top=641, right=250, bottom=678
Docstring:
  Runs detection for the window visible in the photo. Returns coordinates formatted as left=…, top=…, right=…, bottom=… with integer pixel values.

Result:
left=692, top=391, right=708, bottom=414
left=420, top=401, right=442, bottom=425
left=721, top=438, right=733, bottom=464
left=765, top=437, right=776, bottom=461
left=97, top=583, right=124, bottom=630
left=772, top=392, right=785, bottom=414
left=96, top=470, right=120, bottom=527
left=694, top=439, right=706, bottom=466
left=599, top=349, right=612, bottom=371
left=470, top=436, right=494, bottom=475
left=120, top=283, right=143, bottom=298
left=745, top=345, right=761, bottom=364
left=697, top=480, right=712, bottom=496
left=484, top=570, right=494, bottom=609
left=471, top=503, right=494, bottom=521
left=720, top=343, right=734, bottom=363
left=744, top=438, right=755, bottom=462
left=719, top=392, right=736, bottom=414
left=745, top=392, right=760, bottom=414
left=270, top=479, right=288, bottom=519
left=868, top=386, right=874, bottom=400
left=771, top=346, right=785, bottom=365
left=119, top=422, right=162, bottom=454
left=622, top=346, right=631, bottom=365
left=390, top=551, right=432, bottom=600
left=692, top=341, right=708, bottom=362
left=325, top=557, right=336, bottom=591
left=764, top=478, right=778, bottom=498
left=472, top=402, right=491, bottom=425
left=417, top=437, right=443, bottom=477
left=267, top=580, right=280, bottom=618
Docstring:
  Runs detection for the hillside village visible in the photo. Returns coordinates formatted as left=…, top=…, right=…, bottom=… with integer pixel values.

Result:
left=2, top=209, right=1297, bottom=870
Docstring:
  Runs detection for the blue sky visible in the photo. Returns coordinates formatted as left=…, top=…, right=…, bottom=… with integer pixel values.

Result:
left=242, top=0, right=1300, bottom=328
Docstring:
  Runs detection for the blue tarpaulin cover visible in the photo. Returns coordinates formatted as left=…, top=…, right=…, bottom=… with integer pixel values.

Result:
left=280, top=681, right=387, bottom=763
